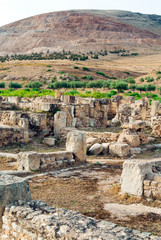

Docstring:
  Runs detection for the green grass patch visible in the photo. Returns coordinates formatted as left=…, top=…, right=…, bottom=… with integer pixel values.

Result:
left=0, top=89, right=55, bottom=98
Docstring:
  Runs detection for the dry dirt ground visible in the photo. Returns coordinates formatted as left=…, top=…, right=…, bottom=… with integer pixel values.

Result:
left=1, top=151, right=161, bottom=236
left=28, top=160, right=161, bottom=237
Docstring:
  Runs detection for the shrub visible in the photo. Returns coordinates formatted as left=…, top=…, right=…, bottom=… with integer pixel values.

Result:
left=126, top=77, right=135, bottom=84
left=28, top=81, right=42, bottom=89
left=96, top=71, right=106, bottom=76
left=139, top=78, right=144, bottom=82
left=0, top=82, right=5, bottom=88
left=86, top=80, right=103, bottom=88
left=110, top=80, right=128, bottom=92
left=157, top=75, right=161, bottom=80
left=73, top=66, right=79, bottom=69
left=65, top=90, right=79, bottom=96
left=103, top=80, right=111, bottom=88
left=146, top=84, right=156, bottom=92
left=46, top=65, right=51, bottom=67
left=87, top=75, right=93, bottom=80
left=9, top=82, right=22, bottom=89
left=156, top=71, right=161, bottom=74
left=82, top=67, right=89, bottom=71
left=59, top=71, right=65, bottom=74
left=136, top=85, right=147, bottom=93
left=82, top=76, right=87, bottom=79
left=145, top=76, right=154, bottom=82
left=129, top=84, right=136, bottom=91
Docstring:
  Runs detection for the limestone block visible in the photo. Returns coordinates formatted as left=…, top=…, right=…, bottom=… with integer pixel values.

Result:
left=0, top=175, right=31, bottom=220
left=41, top=103, right=51, bottom=112
left=125, top=134, right=140, bottom=147
left=54, top=111, right=67, bottom=138
left=121, top=159, right=161, bottom=196
left=8, top=96, right=21, bottom=104
left=66, top=131, right=86, bottom=162
left=102, top=143, right=110, bottom=155
left=43, top=137, right=56, bottom=146
left=128, top=120, right=146, bottom=130
left=89, top=143, right=103, bottom=155
left=17, top=152, right=40, bottom=171
left=151, top=101, right=160, bottom=117
left=109, top=143, right=130, bottom=158
left=86, top=137, right=99, bottom=150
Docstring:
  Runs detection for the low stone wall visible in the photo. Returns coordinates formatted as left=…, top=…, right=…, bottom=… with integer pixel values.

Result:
left=17, top=151, right=75, bottom=171
left=83, top=131, right=120, bottom=143
left=144, top=174, right=161, bottom=199
left=59, top=128, right=119, bottom=143
left=1, top=200, right=156, bottom=240
left=121, top=159, right=161, bottom=198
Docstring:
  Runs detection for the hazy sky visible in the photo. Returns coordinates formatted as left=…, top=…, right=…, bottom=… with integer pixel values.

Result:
left=0, top=0, right=161, bottom=27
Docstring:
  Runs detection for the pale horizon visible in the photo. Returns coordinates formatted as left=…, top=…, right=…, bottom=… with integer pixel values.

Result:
left=0, top=0, right=161, bottom=27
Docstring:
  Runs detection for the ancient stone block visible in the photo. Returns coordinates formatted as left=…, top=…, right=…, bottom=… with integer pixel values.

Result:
left=54, top=111, right=67, bottom=138
left=17, top=152, right=40, bottom=171
left=151, top=101, right=160, bottom=117
left=43, top=137, right=56, bottom=146
left=0, top=175, right=31, bottom=221
left=121, top=159, right=161, bottom=196
left=89, top=143, right=103, bottom=155
left=102, top=143, right=110, bottom=155
left=109, top=143, right=130, bottom=158
left=66, top=131, right=86, bottom=162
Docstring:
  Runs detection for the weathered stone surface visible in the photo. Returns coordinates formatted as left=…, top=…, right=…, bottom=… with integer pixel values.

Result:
left=117, top=130, right=140, bottom=147
left=17, top=152, right=40, bottom=171
left=102, top=143, right=110, bottom=155
left=54, top=111, right=67, bottom=138
left=125, top=134, right=140, bottom=147
left=0, top=175, right=31, bottom=221
left=43, top=137, right=56, bottom=146
left=8, top=96, right=21, bottom=105
left=17, top=151, right=74, bottom=171
left=86, top=137, right=98, bottom=146
left=89, top=143, right=104, bottom=155
left=151, top=101, right=160, bottom=117
left=151, top=116, right=161, bottom=137
left=1, top=200, right=157, bottom=240
left=121, top=159, right=161, bottom=196
left=66, top=131, right=86, bottom=161
left=123, top=120, right=146, bottom=130
left=109, top=143, right=130, bottom=158
left=130, top=147, right=141, bottom=155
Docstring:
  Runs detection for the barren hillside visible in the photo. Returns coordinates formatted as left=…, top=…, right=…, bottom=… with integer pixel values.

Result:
left=0, top=10, right=161, bottom=54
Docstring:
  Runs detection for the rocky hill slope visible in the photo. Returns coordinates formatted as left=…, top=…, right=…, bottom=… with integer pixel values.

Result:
left=0, top=10, right=161, bottom=54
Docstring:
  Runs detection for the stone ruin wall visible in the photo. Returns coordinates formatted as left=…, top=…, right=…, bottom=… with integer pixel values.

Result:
left=17, top=151, right=76, bottom=171
left=3, top=95, right=122, bottom=128
left=17, top=131, right=86, bottom=171
left=1, top=95, right=161, bottom=148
